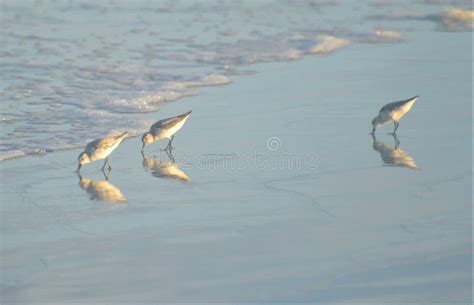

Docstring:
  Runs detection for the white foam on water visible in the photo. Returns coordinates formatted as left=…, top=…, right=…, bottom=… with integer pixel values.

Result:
left=164, top=74, right=232, bottom=90
left=309, top=35, right=352, bottom=55
left=366, top=6, right=473, bottom=32
left=439, top=8, right=474, bottom=31
left=373, top=30, right=404, bottom=42
left=110, top=91, right=197, bottom=113
left=0, top=149, right=48, bottom=162
left=0, top=0, right=466, bottom=161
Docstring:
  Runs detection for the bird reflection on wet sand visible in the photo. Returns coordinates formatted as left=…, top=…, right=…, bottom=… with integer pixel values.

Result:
left=142, top=150, right=191, bottom=182
left=372, top=134, right=418, bottom=169
left=77, top=171, right=127, bottom=203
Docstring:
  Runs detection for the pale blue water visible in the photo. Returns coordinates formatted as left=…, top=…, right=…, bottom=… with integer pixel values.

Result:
left=2, top=0, right=470, bottom=160
left=0, top=1, right=472, bottom=303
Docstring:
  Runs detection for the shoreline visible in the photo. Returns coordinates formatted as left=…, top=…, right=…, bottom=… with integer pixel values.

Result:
left=1, top=29, right=472, bottom=303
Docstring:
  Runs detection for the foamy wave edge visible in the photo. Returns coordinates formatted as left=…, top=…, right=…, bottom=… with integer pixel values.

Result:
left=109, top=74, right=231, bottom=113
left=0, top=130, right=146, bottom=162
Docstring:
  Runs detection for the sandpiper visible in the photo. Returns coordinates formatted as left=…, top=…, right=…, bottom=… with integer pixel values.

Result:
left=141, top=111, right=192, bottom=152
left=371, top=96, right=419, bottom=134
left=77, top=131, right=128, bottom=172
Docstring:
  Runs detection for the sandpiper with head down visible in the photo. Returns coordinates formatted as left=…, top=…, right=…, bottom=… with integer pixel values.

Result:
left=77, top=132, right=128, bottom=172
left=371, top=96, right=419, bottom=134
left=141, top=111, right=192, bottom=152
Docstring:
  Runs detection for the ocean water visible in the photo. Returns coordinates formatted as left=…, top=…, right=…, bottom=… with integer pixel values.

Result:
left=1, top=1, right=472, bottom=302
left=0, top=0, right=472, bottom=161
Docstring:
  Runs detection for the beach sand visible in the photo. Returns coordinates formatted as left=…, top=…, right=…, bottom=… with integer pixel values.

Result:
left=1, top=31, right=471, bottom=303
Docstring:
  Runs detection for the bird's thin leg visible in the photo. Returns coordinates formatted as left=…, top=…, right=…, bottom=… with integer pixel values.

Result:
left=168, top=135, right=175, bottom=150
left=102, top=169, right=110, bottom=181
left=392, top=133, right=400, bottom=149
left=102, top=160, right=107, bottom=171
left=165, top=148, right=175, bottom=163
left=161, top=138, right=172, bottom=151
left=163, top=141, right=170, bottom=151
left=390, top=121, right=396, bottom=134
left=107, top=158, right=112, bottom=170
left=394, top=121, right=399, bottom=134
left=388, top=121, right=398, bottom=135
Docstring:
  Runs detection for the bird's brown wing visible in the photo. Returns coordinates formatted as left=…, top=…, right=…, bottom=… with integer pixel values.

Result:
left=379, top=96, right=418, bottom=114
left=85, top=138, right=102, bottom=154
left=379, top=100, right=406, bottom=114
left=86, top=132, right=127, bottom=154
left=150, top=111, right=191, bottom=133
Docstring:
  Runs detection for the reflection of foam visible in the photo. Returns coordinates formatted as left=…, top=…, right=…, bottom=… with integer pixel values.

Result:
left=309, top=35, right=351, bottom=55
left=439, top=8, right=474, bottom=31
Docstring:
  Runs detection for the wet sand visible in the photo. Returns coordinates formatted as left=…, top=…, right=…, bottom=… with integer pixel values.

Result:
left=1, top=31, right=471, bottom=303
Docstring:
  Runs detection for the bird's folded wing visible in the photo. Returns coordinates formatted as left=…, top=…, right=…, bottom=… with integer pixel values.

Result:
left=98, top=136, right=123, bottom=150
left=85, top=138, right=101, bottom=154
left=379, top=100, right=405, bottom=113
left=150, top=116, right=182, bottom=132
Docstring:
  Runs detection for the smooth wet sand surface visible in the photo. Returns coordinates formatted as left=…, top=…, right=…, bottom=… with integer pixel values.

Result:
left=1, top=31, right=471, bottom=303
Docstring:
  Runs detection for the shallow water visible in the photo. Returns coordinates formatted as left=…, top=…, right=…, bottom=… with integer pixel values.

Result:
left=2, top=0, right=471, bottom=160
left=1, top=0, right=472, bottom=303
left=1, top=28, right=472, bottom=302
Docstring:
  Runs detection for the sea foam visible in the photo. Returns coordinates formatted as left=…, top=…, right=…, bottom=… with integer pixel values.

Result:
left=309, top=35, right=352, bottom=55
left=0, top=0, right=468, bottom=162
left=439, top=8, right=474, bottom=31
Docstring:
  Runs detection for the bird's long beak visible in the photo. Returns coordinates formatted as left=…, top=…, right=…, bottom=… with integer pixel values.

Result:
left=141, top=144, right=145, bottom=153
left=76, top=163, right=82, bottom=172
left=370, top=127, right=375, bottom=135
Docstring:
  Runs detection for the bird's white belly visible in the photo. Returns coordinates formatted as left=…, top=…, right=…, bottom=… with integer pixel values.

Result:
left=391, top=99, right=416, bottom=121
left=391, top=108, right=407, bottom=121
left=162, top=118, right=187, bottom=139
left=91, top=142, right=120, bottom=161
